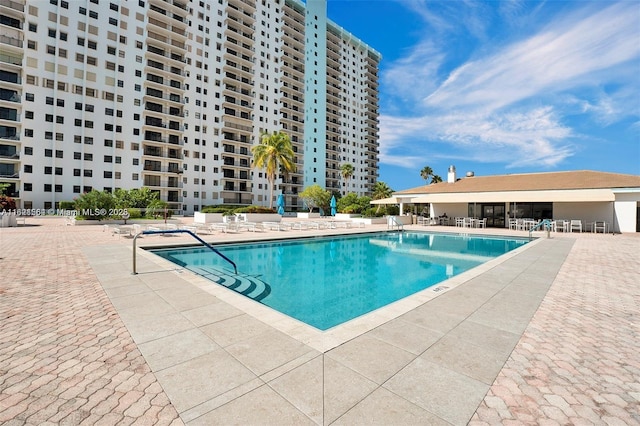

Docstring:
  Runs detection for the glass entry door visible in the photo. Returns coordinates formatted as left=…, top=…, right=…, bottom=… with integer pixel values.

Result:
left=482, top=204, right=506, bottom=228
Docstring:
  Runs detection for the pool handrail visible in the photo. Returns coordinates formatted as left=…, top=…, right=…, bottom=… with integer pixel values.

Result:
left=387, top=215, right=404, bottom=231
left=132, top=229, right=237, bottom=275
left=528, top=219, right=553, bottom=240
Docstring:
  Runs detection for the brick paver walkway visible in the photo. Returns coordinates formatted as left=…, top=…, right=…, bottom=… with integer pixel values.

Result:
left=470, top=234, right=640, bottom=425
left=1, top=220, right=638, bottom=424
left=0, top=220, right=182, bottom=425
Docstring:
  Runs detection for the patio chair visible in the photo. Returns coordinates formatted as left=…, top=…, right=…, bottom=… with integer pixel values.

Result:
left=476, top=218, right=487, bottom=228
left=593, top=221, right=607, bottom=233
left=554, top=219, right=568, bottom=232
left=570, top=220, right=582, bottom=233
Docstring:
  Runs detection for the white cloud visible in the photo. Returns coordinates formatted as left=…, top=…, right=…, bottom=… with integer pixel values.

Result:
left=378, top=2, right=640, bottom=170
left=380, top=107, right=574, bottom=168
left=425, top=2, right=640, bottom=111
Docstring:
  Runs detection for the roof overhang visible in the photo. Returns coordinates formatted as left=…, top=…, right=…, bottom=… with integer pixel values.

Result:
left=410, top=188, right=615, bottom=203
left=370, top=197, right=400, bottom=205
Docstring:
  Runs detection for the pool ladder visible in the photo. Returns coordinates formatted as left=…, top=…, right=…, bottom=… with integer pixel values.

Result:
left=387, top=216, right=404, bottom=231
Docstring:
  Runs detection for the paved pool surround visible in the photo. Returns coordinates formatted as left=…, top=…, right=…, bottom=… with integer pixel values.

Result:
left=0, top=217, right=637, bottom=425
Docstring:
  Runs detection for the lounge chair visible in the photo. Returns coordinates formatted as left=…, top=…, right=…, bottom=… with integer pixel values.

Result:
left=263, top=221, right=290, bottom=231
left=238, top=221, right=264, bottom=232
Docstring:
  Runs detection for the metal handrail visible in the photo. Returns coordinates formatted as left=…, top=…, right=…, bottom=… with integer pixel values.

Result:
left=388, top=216, right=404, bottom=231
left=528, top=219, right=553, bottom=240
left=132, top=229, right=237, bottom=274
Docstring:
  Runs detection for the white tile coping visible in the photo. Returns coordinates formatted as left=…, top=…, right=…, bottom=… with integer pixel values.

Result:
left=133, top=232, right=544, bottom=353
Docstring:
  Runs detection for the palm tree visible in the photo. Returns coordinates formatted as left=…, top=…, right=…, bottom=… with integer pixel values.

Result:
left=372, top=181, right=393, bottom=200
left=430, top=174, right=443, bottom=184
left=372, top=181, right=393, bottom=213
left=340, top=163, right=354, bottom=194
left=251, top=131, right=296, bottom=209
left=420, top=166, right=433, bottom=184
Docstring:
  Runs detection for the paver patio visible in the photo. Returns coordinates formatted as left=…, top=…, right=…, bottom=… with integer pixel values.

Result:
left=0, top=217, right=638, bottom=425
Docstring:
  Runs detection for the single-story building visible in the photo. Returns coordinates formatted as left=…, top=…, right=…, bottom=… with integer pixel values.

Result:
left=374, top=168, right=640, bottom=233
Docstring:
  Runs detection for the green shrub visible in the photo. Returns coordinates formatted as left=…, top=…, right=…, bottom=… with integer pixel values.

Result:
left=127, top=208, right=143, bottom=219
left=58, top=201, right=75, bottom=210
left=233, top=205, right=276, bottom=214
left=362, top=207, right=384, bottom=217
left=201, top=206, right=227, bottom=213
left=74, top=190, right=115, bottom=220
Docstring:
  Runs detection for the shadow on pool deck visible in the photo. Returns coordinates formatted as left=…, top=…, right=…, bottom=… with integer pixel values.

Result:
left=85, top=232, right=573, bottom=425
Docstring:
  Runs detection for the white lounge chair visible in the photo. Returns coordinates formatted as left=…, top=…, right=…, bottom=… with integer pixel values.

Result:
left=238, top=222, right=264, bottom=232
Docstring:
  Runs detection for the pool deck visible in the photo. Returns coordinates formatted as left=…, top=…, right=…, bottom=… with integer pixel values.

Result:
left=0, top=217, right=638, bottom=425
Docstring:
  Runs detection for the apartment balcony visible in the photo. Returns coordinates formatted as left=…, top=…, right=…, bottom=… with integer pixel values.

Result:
left=147, top=16, right=188, bottom=40
left=143, top=177, right=183, bottom=189
left=145, top=58, right=186, bottom=79
left=0, top=128, right=18, bottom=142
left=0, top=152, right=19, bottom=161
left=228, top=0, right=256, bottom=14
left=0, top=70, right=20, bottom=87
left=223, top=48, right=253, bottom=68
left=143, top=88, right=184, bottom=105
left=225, top=29, right=252, bottom=50
left=0, top=90, right=19, bottom=106
left=226, top=2, right=255, bottom=24
left=222, top=85, right=253, bottom=104
left=0, top=51, right=21, bottom=69
left=0, top=0, right=25, bottom=13
left=148, top=2, right=188, bottom=26
left=224, top=15, right=254, bottom=35
left=149, top=0, right=188, bottom=13
left=145, top=101, right=184, bottom=118
left=0, top=170, right=18, bottom=179
left=0, top=107, right=19, bottom=123
left=145, top=45, right=186, bottom=69
left=146, top=30, right=186, bottom=55
left=0, top=34, right=22, bottom=56
left=143, top=160, right=182, bottom=172
left=282, top=11, right=304, bottom=33
left=142, top=147, right=183, bottom=160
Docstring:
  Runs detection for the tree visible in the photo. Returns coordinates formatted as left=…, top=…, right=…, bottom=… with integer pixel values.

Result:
left=73, top=190, right=115, bottom=220
left=251, top=131, right=296, bottom=209
left=299, top=184, right=331, bottom=214
left=113, top=187, right=159, bottom=209
left=372, top=181, right=393, bottom=201
left=420, top=166, right=433, bottom=184
left=420, top=166, right=441, bottom=184
left=372, top=181, right=393, bottom=213
left=340, top=163, right=354, bottom=194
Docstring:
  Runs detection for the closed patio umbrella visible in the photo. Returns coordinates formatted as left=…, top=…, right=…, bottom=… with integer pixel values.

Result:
left=276, top=194, right=285, bottom=215
left=330, top=195, right=337, bottom=216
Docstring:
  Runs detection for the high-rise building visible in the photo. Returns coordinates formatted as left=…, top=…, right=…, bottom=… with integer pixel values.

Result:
left=0, top=0, right=380, bottom=214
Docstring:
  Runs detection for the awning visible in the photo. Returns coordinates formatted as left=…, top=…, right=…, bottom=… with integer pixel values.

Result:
left=370, top=197, right=400, bottom=205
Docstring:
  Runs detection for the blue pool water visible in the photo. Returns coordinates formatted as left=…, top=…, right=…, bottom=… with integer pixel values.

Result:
left=151, top=232, right=528, bottom=330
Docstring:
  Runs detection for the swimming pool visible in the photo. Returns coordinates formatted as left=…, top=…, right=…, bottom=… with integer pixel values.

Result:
left=150, top=232, right=529, bottom=330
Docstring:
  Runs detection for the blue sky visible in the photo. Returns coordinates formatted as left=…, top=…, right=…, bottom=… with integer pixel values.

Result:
left=325, top=0, right=640, bottom=191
